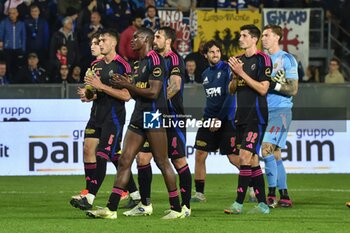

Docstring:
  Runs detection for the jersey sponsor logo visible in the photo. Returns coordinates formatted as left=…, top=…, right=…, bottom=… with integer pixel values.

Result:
left=205, top=87, right=222, bottom=97
left=153, top=67, right=162, bottom=77
left=217, top=71, right=221, bottom=79
left=136, top=82, right=148, bottom=88
left=203, top=77, right=209, bottom=84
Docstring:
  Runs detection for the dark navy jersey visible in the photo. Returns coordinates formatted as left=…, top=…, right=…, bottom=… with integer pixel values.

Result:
left=201, top=61, right=235, bottom=121
left=130, top=50, right=168, bottom=126
left=235, top=51, right=272, bottom=125
left=165, top=50, right=185, bottom=116
left=94, top=54, right=131, bottom=125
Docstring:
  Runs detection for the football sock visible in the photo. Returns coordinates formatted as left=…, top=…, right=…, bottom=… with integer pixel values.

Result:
left=176, top=164, right=192, bottom=208
left=138, top=163, right=152, bottom=205
left=168, top=189, right=181, bottom=212
left=84, top=162, right=96, bottom=189
left=264, top=154, right=277, bottom=188
left=194, top=179, right=205, bottom=194
left=235, top=165, right=252, bottom=204
left=89, top=155, right=107, bottom=196
left=279, top=189, right=290, bottom=199
left=107, top=186, right=125, bottom=211
left=277, top=159, right=288, bottom=190
left=251, top=165, right=267, bottom=204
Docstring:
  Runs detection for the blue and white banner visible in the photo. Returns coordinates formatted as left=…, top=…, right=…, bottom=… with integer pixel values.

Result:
left=263, top=8, right=310, bottom=78
left=0, top=100, right=349, bottom=175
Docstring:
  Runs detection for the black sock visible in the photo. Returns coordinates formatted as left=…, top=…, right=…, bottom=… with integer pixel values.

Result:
left=111, top=157, right=138, bottom=194
left=235, top=165, right=252, bottom=204
left=169, top=189, right=181, bottom=212
left=176, top=164, right=192, bottom=208
left=84, top=162, right=96, bottom=189
left=194, top=179, right=205, bottom=194
left=137, top=164, right=152, bottom=205
left=251, top=166, right=267, bottom=204
left=279, top=189, right=290, bottom=199
left=88, top=155, right=107, bottom=196
left=268, top=187, right=276, bottom=197
left=107, top=186, right=125, bottom=211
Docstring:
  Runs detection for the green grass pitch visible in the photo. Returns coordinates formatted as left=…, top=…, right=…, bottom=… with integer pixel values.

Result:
left=0, top=174, right=349, bottom=233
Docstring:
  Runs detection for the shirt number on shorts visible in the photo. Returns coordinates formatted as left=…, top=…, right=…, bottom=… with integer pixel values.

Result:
left=246, top=131, right=258, bottom=143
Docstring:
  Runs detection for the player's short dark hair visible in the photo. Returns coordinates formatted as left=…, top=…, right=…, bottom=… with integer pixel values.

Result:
left=100, top=28, right=119, bottom=44
left=202, top=40, right=222, bottom=54
left=240, top=24, right=261, bottom=42
left=263, top=24, right=283, bottom=41
left=138, top=27, right=154, bottom=46
left=157, top=26, right=176, bottom=46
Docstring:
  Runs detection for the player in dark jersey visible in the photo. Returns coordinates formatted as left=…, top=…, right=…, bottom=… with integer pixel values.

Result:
left=192, top=40, right=238, bottom=203
left=71, top=29, right=140, bottom=211
left=86, top=27, right=184, bottom=220
left=71, top=33, right=103, bottom=202
left=123, top=27, right=192, bottom=217
left=224, top=24, right=272, bottom=215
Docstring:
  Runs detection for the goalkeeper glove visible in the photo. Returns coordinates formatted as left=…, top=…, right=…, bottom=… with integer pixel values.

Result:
left=270, top=70, right=286, bottom=91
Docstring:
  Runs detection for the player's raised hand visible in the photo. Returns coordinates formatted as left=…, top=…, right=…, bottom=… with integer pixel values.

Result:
left=228, top=57, right=244, bottom=76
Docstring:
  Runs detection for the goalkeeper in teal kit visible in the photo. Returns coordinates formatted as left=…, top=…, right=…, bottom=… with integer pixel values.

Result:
left=261, top=24, right=299, bottom=208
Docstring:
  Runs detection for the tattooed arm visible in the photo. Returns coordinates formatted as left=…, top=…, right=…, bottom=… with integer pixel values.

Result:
left=279, top=78, right=298, bottom=96
left=167, top=75, right=182, bottom=99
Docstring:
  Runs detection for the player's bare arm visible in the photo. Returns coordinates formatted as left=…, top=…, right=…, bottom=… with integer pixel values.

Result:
left=167, top=75, right=181, bottom=99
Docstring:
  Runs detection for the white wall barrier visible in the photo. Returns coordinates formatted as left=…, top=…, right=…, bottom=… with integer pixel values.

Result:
left=0, top=100, right=349, bottom=175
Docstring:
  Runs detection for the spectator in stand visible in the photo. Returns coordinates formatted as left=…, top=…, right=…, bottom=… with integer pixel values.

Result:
left=185, top=40, right=208, bottom=83
left=56, top=0, right=80, bottom=17
left=324, top=57, right=345, bottom=83
left=49, top=16, right=79, bottom=69
left=54, top=63, right=69, bottom=83
left=14, top=52, right=49, bottom=83
left=0, top=60, right=10, bottom=84
left=49, top=44, right=68, bottom=81
left=77, top=0, right=105, bottom=34
left=184, top=58, right=199, bottom=84
left=24, top=4, right=49, bottom=68
left=0, top=7, right=26, bottom=76
left=301, top=65, right=320, bottom=83
left=142, top=5, right=160, bottom=31
left=145, top=0, right=167, bottom=8
left=67, top=65, right=82, bottom=83
left=80, top=10, right=104, bottom=73
left=105, top=0, right=131, bottom=33
left=118, top=15, right=142, bottom=62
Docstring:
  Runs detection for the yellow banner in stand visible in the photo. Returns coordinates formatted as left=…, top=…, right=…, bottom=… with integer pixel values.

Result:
left=194, top=9, right=262, bottom=58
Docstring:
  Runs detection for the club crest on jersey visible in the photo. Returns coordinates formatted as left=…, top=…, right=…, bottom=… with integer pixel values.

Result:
left=217, top=71, right=221, bottom=79
left=108, top=70, right=114, bottom=77
left=251, top=64, right=256, bottom=71
left=153, top=67, right=162, bottom=77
